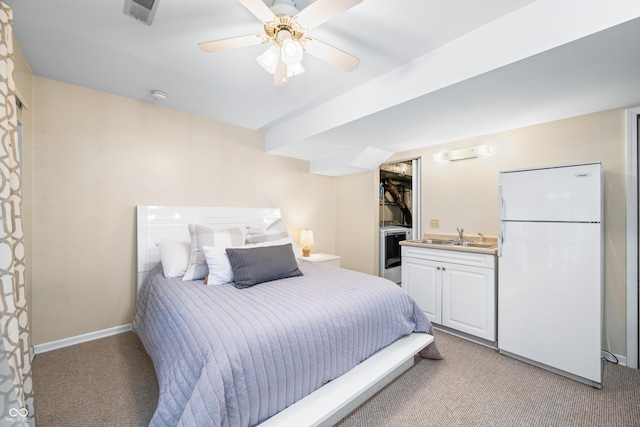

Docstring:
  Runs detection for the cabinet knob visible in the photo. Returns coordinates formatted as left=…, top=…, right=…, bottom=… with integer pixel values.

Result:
left=437, top=266, right=441, bottom=270
left=442, top=267, right=446, bottom=271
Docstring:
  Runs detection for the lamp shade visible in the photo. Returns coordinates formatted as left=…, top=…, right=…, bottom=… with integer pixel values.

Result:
left=300, top=229, right=314, bottom=246
left=257, top=44, right=280, bottom=74
left=281, top=38, right=303, bottom=65
left=287, top=62, right=305, bottom=77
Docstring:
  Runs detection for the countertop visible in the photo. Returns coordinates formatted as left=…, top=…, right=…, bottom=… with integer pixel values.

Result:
left=400, top=232, right=498, bottom=255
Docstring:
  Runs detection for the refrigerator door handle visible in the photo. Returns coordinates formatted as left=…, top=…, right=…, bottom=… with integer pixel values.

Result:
left=498, top=185, right=505, bottom=221
left=498, top=185, right=505, bottom=257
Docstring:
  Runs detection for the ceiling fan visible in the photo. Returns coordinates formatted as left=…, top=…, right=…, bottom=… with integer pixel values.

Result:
left=198, top=0, right=363, bottom=86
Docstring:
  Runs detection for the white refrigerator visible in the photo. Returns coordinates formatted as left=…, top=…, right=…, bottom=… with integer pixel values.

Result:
left=498, top=162, right=602, bottom=388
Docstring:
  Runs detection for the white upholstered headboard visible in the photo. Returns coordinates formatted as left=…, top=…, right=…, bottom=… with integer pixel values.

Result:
left=136, top=205, right=281, bottom=293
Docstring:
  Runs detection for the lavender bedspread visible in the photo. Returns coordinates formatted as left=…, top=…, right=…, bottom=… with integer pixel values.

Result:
left=133, top=260, right=440, bottom=427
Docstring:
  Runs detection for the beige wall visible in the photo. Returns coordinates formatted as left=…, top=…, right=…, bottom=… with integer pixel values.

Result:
left=338, top=108, right=630, bottom=356
left=29, top=78, right=336, bottom=345
left=335, top=170, right=378, bottom=273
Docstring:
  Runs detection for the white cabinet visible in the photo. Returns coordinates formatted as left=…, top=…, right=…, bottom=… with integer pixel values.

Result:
left=402, top=257, right=441, bottom=323
left=442, top=262, right=495, bottom=341
left=401, top=246, right=496, bottom=342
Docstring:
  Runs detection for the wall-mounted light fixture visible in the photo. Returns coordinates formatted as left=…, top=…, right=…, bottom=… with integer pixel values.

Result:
left=433, top=144, right=492, bottom=162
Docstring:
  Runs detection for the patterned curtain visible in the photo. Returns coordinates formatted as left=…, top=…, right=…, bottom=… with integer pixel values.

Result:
left=0, top=3, right=35, bottom=426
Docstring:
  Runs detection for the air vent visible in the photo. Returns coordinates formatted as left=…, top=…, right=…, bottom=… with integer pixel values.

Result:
left=123, top=0, right=159, bottom=25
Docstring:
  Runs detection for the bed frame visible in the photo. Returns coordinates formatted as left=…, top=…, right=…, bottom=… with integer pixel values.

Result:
left=136, top=205, right=433, bottom=426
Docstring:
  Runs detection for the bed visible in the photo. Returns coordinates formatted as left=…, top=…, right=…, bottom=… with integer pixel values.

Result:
left=133, top=206, right=441, bottom=426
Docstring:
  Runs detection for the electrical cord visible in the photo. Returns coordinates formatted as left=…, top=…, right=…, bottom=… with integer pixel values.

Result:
left=601, top=350, right=619, bottom=364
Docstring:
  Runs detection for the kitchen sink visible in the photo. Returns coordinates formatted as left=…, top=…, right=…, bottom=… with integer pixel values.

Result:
left=409, top=239, right=497, bottom=249
left=453, top=241, right=497, bottom=249
left=421, top=238, right=454, bottom=244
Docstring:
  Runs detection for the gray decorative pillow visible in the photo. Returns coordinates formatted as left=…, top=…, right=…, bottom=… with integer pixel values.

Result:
left=226, top=243, right=303, bottom=289
left=245, top=218, right=289, bottom=244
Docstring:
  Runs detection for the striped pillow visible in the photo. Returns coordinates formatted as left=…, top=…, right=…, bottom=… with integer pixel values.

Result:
left=183, top=224, right=246, bottom=281
left=226, top=243, right=302, bottom=289
left=245, top=218, right=288, bottom=244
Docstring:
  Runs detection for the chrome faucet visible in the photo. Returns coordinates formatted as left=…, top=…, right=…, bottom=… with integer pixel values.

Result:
left=477, top=232, right=484, bottom=243
left=456, top=228, right=464, bottom=241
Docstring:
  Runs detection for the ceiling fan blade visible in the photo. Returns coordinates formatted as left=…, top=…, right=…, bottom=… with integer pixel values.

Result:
left=238, top=0, right=277, bottom=22
left=198, top=34, right=265, bottom=53
left=274, top=58, right=289, bottom=86
left=295, top=0, right=363, bottom=31
left=304, top=37, right=360, bottom=72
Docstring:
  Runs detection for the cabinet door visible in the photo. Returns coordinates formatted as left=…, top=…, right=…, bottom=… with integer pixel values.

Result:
left=402, top=257, right=441, bottom=324
left=442, top=263, right=495, bottom=341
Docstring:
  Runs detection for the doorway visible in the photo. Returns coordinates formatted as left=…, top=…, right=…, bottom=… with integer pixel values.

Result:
left=378, top=158, right=421, bottom=282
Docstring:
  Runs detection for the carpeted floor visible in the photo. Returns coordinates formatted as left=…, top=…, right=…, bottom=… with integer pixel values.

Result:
left=32, top=330, right=640, bottom=426
left=32, top=331, right=158, bottom=427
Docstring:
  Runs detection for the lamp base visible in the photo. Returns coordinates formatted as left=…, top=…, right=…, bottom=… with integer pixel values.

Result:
left=302, top=246, right=311, bottom=257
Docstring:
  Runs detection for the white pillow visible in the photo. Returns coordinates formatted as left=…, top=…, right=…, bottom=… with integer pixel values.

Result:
left=202, top=245, right=234, bottom=285
left=203, top=236, right=299, bottom=285
left=156, top=240, right=191, bottom=278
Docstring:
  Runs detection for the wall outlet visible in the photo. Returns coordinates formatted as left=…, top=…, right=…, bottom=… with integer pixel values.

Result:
left=430, top=219, right=440, bottom=228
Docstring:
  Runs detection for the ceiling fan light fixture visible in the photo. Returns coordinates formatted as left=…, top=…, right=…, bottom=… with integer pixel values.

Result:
left=287, top=63, right=305, bottom=78
left=257, top=44, right=280, bottom=74
left=281, top=38, right=303, bottom=65
left=199, top=0, right=363, bottom=86
left=277, top=28, right=293, bottom=42
left=270, top=0, right=299, bottom=17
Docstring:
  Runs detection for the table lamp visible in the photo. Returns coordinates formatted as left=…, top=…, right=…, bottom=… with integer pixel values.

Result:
left=300, top=229, right=314, bottom=257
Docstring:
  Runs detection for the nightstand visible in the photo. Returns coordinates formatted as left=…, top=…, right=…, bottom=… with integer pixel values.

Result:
left=304, top=253, right=341, bottom=267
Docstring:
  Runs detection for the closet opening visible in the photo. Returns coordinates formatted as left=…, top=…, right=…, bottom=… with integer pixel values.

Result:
left=378, top=158, right=421, bottom=283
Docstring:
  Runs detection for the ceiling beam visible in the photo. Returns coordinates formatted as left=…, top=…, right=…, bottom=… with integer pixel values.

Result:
left=264, top=0, right=640, bottom=156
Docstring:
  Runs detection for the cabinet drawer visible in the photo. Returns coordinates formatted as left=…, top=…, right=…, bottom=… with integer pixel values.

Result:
left=401, top=246, right=495, bottom=269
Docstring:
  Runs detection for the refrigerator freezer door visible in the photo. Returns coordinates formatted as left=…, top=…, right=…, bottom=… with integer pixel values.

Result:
left=498, top=221, right=602, bottom=384
left=499, top=163, right=601, bottom=222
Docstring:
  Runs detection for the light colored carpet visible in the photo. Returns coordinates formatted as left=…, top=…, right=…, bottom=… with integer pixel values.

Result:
left=337, top=331, right=640, bottom=427
left=32, top=331, right=157, bottom=426
left=31, top=330, right=640, bottom=426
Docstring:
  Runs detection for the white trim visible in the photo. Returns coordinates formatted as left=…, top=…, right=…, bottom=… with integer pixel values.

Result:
left=258, top=333, right=433, bottom=426
left=626, top=107, right=640, bottom=369
left=32, top=324, right=132, bottom=355
left=412, top=157, right=422, bottom=240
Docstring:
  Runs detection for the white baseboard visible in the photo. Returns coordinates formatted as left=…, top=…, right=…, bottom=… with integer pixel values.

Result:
left=32, top=324, right=132, bottom=355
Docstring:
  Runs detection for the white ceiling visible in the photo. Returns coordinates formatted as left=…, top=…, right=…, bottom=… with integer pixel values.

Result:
left=7, top=0, right=640, bottom=175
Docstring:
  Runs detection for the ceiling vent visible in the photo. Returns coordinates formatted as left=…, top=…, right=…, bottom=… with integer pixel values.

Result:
left=123, top=0, right=159, bottom=25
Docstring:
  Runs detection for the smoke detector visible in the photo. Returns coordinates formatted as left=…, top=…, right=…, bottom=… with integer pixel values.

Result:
left=123, top=0, right=159, bottom=25
left=150, top=90, right=167, bottom=102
